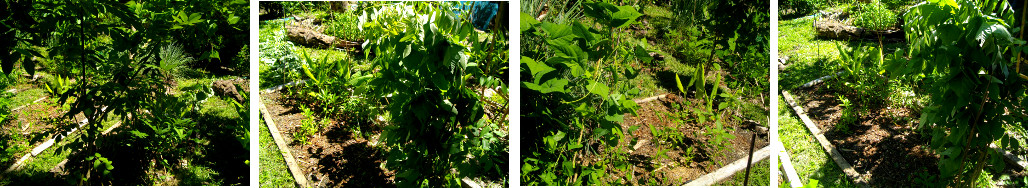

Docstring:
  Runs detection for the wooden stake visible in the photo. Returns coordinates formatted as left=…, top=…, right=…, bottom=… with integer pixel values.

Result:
left=743, top=132, right=756, bottom=186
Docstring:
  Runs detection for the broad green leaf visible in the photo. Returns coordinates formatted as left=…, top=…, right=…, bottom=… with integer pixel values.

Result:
left=302, top=64, right=319, bottom=85
left=441, top=99, right=457, bottom=114
left=21, top=55, right=33, bottom=76
left=227, top=16, right=240, bottom=24
left=634, top=45, right=653, bottom=63
left=2, top=53, right=17, bottom=75
left=522, top=79, right=568, bottom=93
left=522, top=56, right=555, bottom=83
left=520, top=12, right=540, bottom=32
left=572, top=22, right=603, bottom=45
left=188, top=13, right=202, bottom=23
left=582, top=2, right=642, bottom=28
left=568, top=142, right=583, bottom=150
left=586, top=81, right=609, bottom=96
left=539, top=22, right=574, bottom=41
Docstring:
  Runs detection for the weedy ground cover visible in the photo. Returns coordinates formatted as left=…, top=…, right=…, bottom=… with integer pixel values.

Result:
left=520, top=0, right=770, bottom=186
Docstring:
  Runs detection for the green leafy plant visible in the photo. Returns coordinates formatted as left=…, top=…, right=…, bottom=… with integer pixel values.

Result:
left=258, top=21, right=304, bottom=87
left=520, top=1, right=646, bottom=185
left=779, top=0, right=826, bottom=17
left=683, top=146, right=696, bottom=166
left=703, top=119, right=735, bottom=167
left=78, top=153, right=114, bottom=185
left=45, top=75, right=71, bottom=96
left=836, top=95, right=855, bottom=134
left=890, top=0, right=1028, bottom=186
left=324, top=11, right=365, bottom=42
left=227, top=84, right=250, bottom=166
left=167, top=0, right=249, bottom=71
left=358, top=2, right=507, bottom=187
left=852, top=1, right=897, bottom=31
left=674, top=63, right=724, bottom=124
left=0, top=0, right=250, bottom=184
left=294, top=105, right=323, bottom=145
left=836, top=43, right=889, bottom=104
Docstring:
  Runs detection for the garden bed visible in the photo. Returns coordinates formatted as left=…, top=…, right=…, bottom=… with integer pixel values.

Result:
left=788, top=81, right=1028, bottom=187
left=1, top=77, right=78, bottom=170
left=258, top=2, right=511, bottom=187
left=260, top=91, right=394, bottom=187
left=1, top=74, right=250, bottom=185
left=618, top=93, right=769, bottom=185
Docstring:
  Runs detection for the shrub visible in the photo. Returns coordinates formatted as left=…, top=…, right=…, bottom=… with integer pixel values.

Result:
left=359, top=2, right=507, bottom=186
left=894, top=0, right=1027, bottom=186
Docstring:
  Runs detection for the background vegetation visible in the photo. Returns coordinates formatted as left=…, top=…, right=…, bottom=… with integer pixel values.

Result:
left=0, top=0, right=249, bottom=185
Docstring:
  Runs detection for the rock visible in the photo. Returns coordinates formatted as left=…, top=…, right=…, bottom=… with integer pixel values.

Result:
left=815, top=21, right=863, bottom=40
left=287, top=25, right=336, bottom=48
left=213, top=80, right=244, bottom=103
left=330, top=2, right=349, bottom=13
left=286, top=25, right=363, bottom=50
left=814, top=13, right=904, bottom=41
left=778, top=58, right=788, bottom=71
left=461, top=177, right=481, bottom=188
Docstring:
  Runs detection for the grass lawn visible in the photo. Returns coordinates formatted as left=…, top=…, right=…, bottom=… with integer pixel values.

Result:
left=259, top=117, right=296, bottom=188
left=778, top=98, right=855, bottom=188
left=718, top=159, right=771, bottom=186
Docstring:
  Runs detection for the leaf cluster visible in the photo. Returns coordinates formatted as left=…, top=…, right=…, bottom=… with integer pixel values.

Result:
left=892, top=0, right=1028, bottom=185
left=358, top=2, right=508, bottom=187
left=520, top=1, right=649, bottom=185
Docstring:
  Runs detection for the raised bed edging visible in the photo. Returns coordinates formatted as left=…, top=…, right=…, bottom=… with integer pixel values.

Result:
left=784, top=75, right=1028, bottom=187
left=782, top=90, right=870, bottom=188
left=683, top=145, right=771, bottom=186
left=258, top=97, right=309, bottom=188
left=4, top=110, right=120, bottom=174
left=777, top=141, right=803, bottom=188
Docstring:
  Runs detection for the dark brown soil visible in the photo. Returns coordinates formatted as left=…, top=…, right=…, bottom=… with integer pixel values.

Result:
left=261, top=91, right=395, bottom=187
left=793, top=83, right=1027, bottom=187
left=618, top=93, right=769, bottom=185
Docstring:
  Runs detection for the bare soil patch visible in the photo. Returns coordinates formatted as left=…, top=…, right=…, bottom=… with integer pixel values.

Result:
left=793, top=83, right=1027, bottom=186
left=261, top=91, right=395, bottom=187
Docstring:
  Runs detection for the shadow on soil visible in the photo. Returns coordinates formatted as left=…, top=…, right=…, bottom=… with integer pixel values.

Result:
left=797, top=82, right=939, bottom=187
left=314, top=124, right=393, bottom=187
left=8, top=107, right=252, bottom=185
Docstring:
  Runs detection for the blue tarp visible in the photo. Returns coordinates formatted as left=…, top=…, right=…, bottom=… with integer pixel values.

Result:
left=456, top=1, right=499, bottom=31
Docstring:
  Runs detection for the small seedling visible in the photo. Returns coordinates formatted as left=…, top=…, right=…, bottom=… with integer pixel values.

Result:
left=837, top=96, right=855, bottom=134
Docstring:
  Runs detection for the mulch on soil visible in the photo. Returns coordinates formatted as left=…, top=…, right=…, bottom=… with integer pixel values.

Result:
left=619, top=93, right=769, bottom=185
left=261, top=91, right=394, bottom=187
left=793, top=83, right=1027, bottom=186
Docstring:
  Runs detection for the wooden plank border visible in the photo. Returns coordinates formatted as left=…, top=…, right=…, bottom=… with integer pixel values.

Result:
left=259, top=96, right=309, bottom=188
left=778, top=142, right=803, bottom=188
left=684, top=145, right=772, bottom=186
left=782, top=90, right=870, bottom=188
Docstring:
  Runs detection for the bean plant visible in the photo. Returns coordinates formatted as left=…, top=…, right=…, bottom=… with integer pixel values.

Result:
left=520, top=1, right=649, bottom=185
left=358, top=2, right=508, bottom=187
left=892, top=0, right=1028, bottom=186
